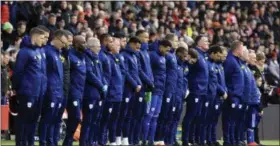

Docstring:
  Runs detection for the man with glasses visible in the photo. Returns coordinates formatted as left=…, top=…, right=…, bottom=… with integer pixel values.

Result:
left=38, top=30, right=68, bottom=146
left=52, top=30, right=73, bottom=146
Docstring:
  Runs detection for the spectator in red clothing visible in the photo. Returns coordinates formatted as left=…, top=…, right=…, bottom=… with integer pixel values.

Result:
left=1, top=2, right=10, bottom=24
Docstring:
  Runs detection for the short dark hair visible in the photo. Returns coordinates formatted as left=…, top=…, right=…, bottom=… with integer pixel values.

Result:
left=37, top=25, right=50, bottom=33
left=254, top=72, right=262, bottom=80
left=128, top=37, right=141, bottom=44
left=135, top=30, right=147, bottom=37
left=208, top=45, right=224, bottom=55
left=29, top=27, right=45, bottom=37
left=63, top=30, right=73, bottom=37
left=99, top=33, right=111, bottom=44
left=159, top=40, right=172, bottom=48
left=112, top=32, right=125, bottom=38
left=165, top=33, right=176, bottom=41
left=231, top=40, right=243, bottom=51
left=53, top=30, right=67, bottom=39
left=176, top=47, right=188, bottom=56
left=194, top=35, right=205, bottom=46
left=48, top=13, right=56, bottom=19
left=188, top=48, right=199, bottom=59
left=17, top=21, right=27, bottom=28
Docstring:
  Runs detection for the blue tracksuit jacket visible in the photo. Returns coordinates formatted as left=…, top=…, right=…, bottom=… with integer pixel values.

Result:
left=107, top=53, right=124, bottom=102
left=21, top=35, right=47, bottom=97
left=248, top=76, right=261, bottom=106
left=188, top=47, right=209, bottom=96
left=138, top=43, right=154, bottom=89
left=164, top=49, right=178, bottom=98
left=99, top=45, right=112, bottom=83
left=150, top=50, right=167, bottom=97
left=121, top=45, right=142, bottom=98
left=175, top=57, right=189, bottom=102
left=68, top=48, right=86, bottom=100
left=149, top=40, right=159, bottom=52
left=242, top=62, right=253, bottom=104
left=223, top=51, right=244, bottom=100
left=216, top=63, right=227, bottom=98
left=13, top=39, right=42, bottom=98
left=44, top=45, right=64, bottom=100
left=84, top=49, right=107, bottom=101
left=207, top=59, right=218, bottom=100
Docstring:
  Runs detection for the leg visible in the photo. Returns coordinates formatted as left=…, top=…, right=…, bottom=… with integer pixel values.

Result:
left=16, top=97, right=37, bottom=146
left=142, top=95, right=159, bottom=145
left=130, top=95, right=145, bottom=145
left=148, top=95, right=163, bottom=145
left=62, top=99, right=81, bottom=146
left=80, top=100, right=95, bottom=146
left=123, top=96, right=134, bottom=144
left=193, top=97, right=203, bottom=144
left=98, top=101, right=113, bottom=145
left=155, top=96, right=172, bottom=143
left=247, top=105, right=258, bottom=144
left=170, top=101, right=183, bottom=145
left=39, top=99, right=56, bottom=146
left=28, top=96, right=44, bottom=146
left=181, top=96, right=201, bottom=145
left=199, top=99, right=211, bottom=145
left=210, top=101, right=222, bottom=144
left=108, top=102, right=121, bottom=144
left=53, top=97, right=67, bottom=146
left=89, top=100, right=103, bottom=145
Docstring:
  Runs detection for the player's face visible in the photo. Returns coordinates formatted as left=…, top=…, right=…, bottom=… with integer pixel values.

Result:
left=35, top=34, right=45, bottom=47
left=198, top=37, right=209, bottom=51
left=159, top=46, right=170, bottom=56
left=140, top=32, right=149, bottom=43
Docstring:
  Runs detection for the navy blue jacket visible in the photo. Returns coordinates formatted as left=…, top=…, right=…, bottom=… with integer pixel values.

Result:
left=242, top=63, right=253, bottom=103
left=249, top=75, right=261, bottom=106
left=188, top=47, right=209, bottom=96
left=175, top=57, right=189, bottom=102
left=207, top=59, right=218, bottom=100
left=68, top=48, right=86, bottom=100
left=121, top=45, right=142, bottom=98
left=216, top=63, right=227, bottom=99
left=84, top=49, right=107, bottom=101
left=44, top=45, right=64, bottom=100
left=138, top=43, right=154, bottom=90
left=99, top=45, right=112, bottom=84
left=13, top=39, right=42, bottom=98
left=164, top=49, right=178, bottom=98
left=223, top=51, right=244, bottom=100
left=40, top=46, right=47, bottom=96
left=149, top=39, right=159, bottom=52
left=150, top=50, right=166, bottom=97
left=107, top=53, right=124, bottom=102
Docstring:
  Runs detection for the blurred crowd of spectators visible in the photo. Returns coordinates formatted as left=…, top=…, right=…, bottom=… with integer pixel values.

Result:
left=1, top=1, right=280, bottom=104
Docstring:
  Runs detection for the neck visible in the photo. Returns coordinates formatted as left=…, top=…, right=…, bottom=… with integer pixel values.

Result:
left=51, top=41, right=60, bottom=50
left=232, top=51, right=239, bottom=57
left=197, top=46, right=206, bottom=52
left=31, top=37, right=36, bottom=46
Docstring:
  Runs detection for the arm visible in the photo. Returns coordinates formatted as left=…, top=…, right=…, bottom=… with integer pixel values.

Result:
left=123, top=56, right=138, bottom=89
left=12, top=49, right=29, bottom=90
left=137, top=53, right=153, bottom=87
left=85, top=56, right=104, bottom=91
left=268, top=61, right=280, bottom=80
left=101, top=53, right=112, bottom=83
left=165, top=57, right=177, bottom=98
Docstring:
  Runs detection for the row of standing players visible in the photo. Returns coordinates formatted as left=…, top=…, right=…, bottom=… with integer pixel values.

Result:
left=12, top=26, right=262, bottom=146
